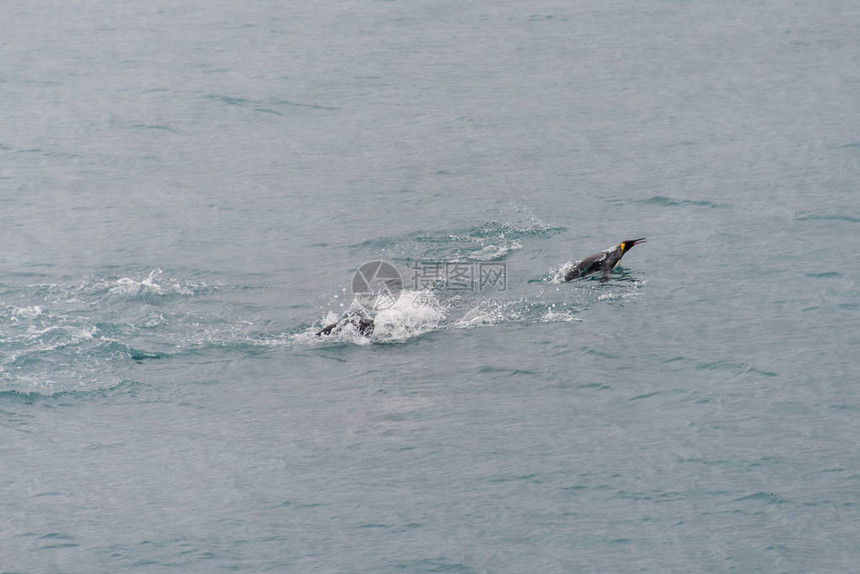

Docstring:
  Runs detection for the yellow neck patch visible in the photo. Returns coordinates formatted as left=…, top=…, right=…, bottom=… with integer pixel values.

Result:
left=620, top=242, right=626, bottom=252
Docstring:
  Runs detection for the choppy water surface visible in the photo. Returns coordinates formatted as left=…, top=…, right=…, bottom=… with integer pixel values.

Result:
left=2, top=1, right=860, bottom=572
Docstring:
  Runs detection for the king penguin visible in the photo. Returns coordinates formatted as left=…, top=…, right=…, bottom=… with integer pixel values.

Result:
left=564, top=238, right=646, bottom=282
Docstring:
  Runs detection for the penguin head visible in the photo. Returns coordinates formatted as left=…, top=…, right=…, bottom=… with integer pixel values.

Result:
left=619, top=238, right=646, bottom=253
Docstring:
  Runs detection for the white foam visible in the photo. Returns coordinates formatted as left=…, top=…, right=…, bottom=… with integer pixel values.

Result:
left=471, top=240, right=522, bottom=261
left=453, top=301, right=507, bottom=328
left=546, top=262, right=574, bottom=284
left=540, top=309, right=581, bottom=323
left=299, top=289, right=447, bottom=345
left=111, top=269, right=165, bottom=295
left=370, top=289, right=446, bottom=342
left=8, top=305, right=43, bottom=321
left=106, top=269, right=209, bottom=297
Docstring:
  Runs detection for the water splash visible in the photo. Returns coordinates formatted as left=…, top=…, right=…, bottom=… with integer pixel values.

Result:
left=0, top=270, right=221, bottom=396
left=296, top=290, right=448, bottom=346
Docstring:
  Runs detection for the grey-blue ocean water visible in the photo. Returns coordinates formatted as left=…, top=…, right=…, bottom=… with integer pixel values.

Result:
left=2, top=0, right=860, bottom=572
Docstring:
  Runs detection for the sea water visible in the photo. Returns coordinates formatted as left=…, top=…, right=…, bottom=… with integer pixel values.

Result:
left=2, top=1, right=860, bottom=572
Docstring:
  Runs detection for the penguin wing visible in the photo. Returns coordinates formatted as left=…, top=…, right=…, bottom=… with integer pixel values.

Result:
left=599, top=263, right=613, bottom=282
left=598, top=251, right=624, bottom=282
left=316, top=322, right=338, bottom=336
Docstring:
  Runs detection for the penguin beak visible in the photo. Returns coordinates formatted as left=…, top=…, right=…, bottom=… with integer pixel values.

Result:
left=632, top=238, right=646, bottom=246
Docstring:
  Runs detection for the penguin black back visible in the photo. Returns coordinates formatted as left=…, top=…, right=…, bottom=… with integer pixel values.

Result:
left=316, top=315, right=375, bottom=337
